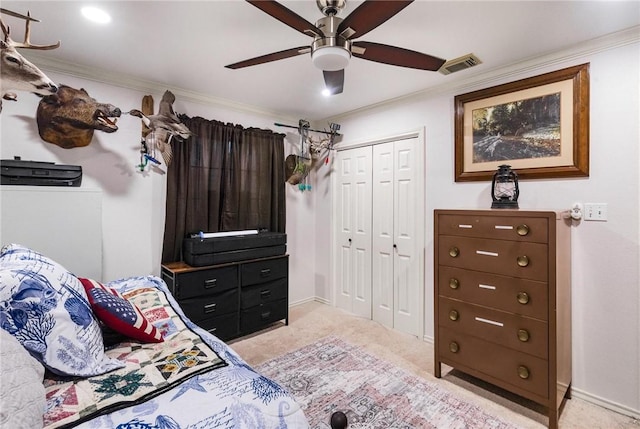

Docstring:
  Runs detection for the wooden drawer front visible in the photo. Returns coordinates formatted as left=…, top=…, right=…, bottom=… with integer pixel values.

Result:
left=179, top=288, right=238, bottom=322
left=241, top=257, right=288, bottom=286
left=437, top=214, right=549, bottom=243
left=439, top=327, right=549, bottom=399
left=175, top=265, right=237, bottom=299
left=194, top=312, right=239, bottom=341
left=439, top=297, right=548, bottom=359
left=438, top=235, right=548, bottom=281
left=438, top=266, right=548, bottom=320
left=241, top=278, right=287, bottom=310
left=240, top=299, right=288, bottom=333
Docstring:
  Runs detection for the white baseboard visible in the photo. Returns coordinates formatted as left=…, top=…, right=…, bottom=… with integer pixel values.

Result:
left=570, top=387, right=640, bottom=420
left=289, top=296, right=332, bottom=307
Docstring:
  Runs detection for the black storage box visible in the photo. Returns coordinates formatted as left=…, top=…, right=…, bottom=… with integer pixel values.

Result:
left=183, top=231, right=286, bottom=267
left=1, top=158, right=82, bottom=187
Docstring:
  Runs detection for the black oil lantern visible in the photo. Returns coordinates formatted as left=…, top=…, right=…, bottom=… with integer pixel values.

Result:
left=491, top=164, right=519, bottom=209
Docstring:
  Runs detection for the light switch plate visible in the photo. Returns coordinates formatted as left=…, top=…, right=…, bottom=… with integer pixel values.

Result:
left=584, top=203, right=607, bottom=221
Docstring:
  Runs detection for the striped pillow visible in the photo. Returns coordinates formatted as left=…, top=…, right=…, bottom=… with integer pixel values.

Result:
left=79, top=278, right=163, bottom=343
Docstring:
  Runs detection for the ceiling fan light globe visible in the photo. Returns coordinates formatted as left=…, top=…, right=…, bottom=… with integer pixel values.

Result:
left=312, top=47, right=350, bottom=71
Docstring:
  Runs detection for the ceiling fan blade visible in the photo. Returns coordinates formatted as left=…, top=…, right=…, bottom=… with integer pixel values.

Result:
left=246, top=0, right=323, bottom=37
left=353, top=41, right=446, bottom=71
left=323, top=70, right=344, bottom=95
left=337, top=0, right=413, bottom=39
left=225, top=46, right=309, bottom=69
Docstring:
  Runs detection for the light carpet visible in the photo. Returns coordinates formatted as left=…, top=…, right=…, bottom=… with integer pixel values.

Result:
left=256, top=335, right=521, bottom=429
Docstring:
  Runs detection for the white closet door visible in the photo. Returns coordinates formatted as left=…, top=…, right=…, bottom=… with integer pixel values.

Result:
left=334, top=146, right=372, bottom=318
left=372, top=142, right=394, bottom=328
left=392, top=137, right=423, bottom=337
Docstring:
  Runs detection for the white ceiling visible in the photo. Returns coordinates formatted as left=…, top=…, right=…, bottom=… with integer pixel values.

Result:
left=2, top=1, right=639, bottom=120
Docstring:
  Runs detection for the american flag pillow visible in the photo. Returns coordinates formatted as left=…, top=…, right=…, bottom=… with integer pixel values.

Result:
left=79, top=278, right=163, bottom=343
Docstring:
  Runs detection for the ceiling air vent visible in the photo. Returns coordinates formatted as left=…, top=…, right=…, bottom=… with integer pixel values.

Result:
left=439, top=54, right=482, bottom=75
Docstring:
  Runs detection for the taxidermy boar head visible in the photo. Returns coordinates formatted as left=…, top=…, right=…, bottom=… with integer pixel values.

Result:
left=36, top=85, right=121, bottom=149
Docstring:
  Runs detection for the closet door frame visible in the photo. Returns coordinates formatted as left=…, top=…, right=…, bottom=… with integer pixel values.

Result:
left=331, top=128, right=425, bottom=338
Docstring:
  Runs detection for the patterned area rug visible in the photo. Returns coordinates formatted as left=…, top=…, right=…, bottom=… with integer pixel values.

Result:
left=256, top=336, right=522, bottom=429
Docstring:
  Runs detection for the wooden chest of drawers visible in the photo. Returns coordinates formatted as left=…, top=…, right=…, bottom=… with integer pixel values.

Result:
left=161, top=255, right=288, bottom=341
left=434, top=210, right=571, bottom=429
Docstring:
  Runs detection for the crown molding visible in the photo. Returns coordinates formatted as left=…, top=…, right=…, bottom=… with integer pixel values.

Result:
left=23, top=25, right=639, bottom=124
left=325, top=25, right=640, bottom=122
left=23, top=52, right=298, bottom=122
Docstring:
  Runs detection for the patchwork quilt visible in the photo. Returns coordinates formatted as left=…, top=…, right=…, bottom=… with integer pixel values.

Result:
left=43, top=276, right=309, bottom=429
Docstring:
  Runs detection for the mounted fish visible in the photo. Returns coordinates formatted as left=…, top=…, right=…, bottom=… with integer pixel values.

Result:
left=0, top=8, right=60, bottom=113
left=128, top=90, right=192, bottom=166
left=36, top=85, right=121, bottom=149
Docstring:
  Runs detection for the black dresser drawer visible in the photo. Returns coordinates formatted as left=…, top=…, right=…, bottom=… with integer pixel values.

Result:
left=241, top=257, right=288, bottom=286
left=179, top=288, right=238, bottom=321
left=241, top=278, right=287, bottom=310
left=175, top=265, right=238, bottom=299
left=240, top=299, right=288, bottom=333
left=194, top=312, right=239, bottom=341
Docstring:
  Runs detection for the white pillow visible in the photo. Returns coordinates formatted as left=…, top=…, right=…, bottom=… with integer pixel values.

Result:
left=0, top=328, right=46, bottom=428
left=0, top=243, right=124, bottom=376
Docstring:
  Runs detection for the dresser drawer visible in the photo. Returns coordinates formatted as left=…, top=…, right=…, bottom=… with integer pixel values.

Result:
left=439, top=297, right=548, bottom=359
left=179, top=288, right=238, bottom=322
left=174, top=265, right=238, bottom=299
left=438, top=235, right=548, bottom=281
left=437, top=214, right=549, bottom=243
left=240, top=299, right=288, bottom=333
left=438, top=327, right=548, bottom=400
left=438, top=266, right=548, bottom=320
left=194, top=312, right=239, bottom=341
left=241, top=278, right=287, bottom=310
left=241, top=257, right=287, bottom=286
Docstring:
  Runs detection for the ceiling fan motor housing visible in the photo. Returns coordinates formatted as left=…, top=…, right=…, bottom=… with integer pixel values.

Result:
left=312, top=15, right=352, bottom=71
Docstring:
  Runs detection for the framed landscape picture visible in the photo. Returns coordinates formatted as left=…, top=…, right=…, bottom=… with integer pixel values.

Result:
left=454, top=63, right=590, bottom=181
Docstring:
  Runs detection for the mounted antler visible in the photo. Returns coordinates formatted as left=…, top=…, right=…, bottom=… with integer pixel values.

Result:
left=0, top=8, right=60, bottom=50
left=0, top=8, right=60, bottom=112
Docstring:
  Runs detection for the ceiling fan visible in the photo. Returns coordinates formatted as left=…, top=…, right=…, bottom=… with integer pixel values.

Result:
left=225, top=0, right=446, bottom=95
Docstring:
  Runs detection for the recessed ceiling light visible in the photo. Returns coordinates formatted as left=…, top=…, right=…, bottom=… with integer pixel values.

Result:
left=322, top=88, right=331, bottom=97
left=81, top=6, right=111, bottom=24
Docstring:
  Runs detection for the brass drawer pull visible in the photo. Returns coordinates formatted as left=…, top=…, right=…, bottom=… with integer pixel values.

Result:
left=204, top=278, right=217, bottom=288
left=449, top=247, right=459, bottom=257
left=449, top=341, right=459, bottom=353
left=517, top=291, right=530, bottom=305
left=516, top=224, right=530, bottom=236
left=449, top=310, right=459, bottom=321
left=518, top=365, right=530, bottom=379
left=449, top=278, right=460, bottom=289
left=517, top=255, right=530, bottom=267
left=518, top=329, right=530, bottom=342
left=204, top=303, right=217, bottom=314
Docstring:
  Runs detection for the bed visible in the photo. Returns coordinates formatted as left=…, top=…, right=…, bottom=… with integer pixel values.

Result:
left=0, top=243, right=309, bottom=429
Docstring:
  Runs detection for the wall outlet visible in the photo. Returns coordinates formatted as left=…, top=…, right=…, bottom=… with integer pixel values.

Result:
left=584, top=203, right=607, bottom=221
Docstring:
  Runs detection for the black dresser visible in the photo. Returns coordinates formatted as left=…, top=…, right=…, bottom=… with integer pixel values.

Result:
left=161, top=254, right=289, bottom=341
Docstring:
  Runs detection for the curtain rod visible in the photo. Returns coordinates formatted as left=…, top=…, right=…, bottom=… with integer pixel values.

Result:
left=274, top=122, right=341, bottom=136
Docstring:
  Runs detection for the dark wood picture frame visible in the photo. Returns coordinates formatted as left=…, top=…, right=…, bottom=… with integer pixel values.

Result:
left=454, top=63, right=590, bottom=182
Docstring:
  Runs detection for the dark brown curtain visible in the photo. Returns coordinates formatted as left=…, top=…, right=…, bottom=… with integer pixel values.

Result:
left=162, top=116, right=286, bottom=263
